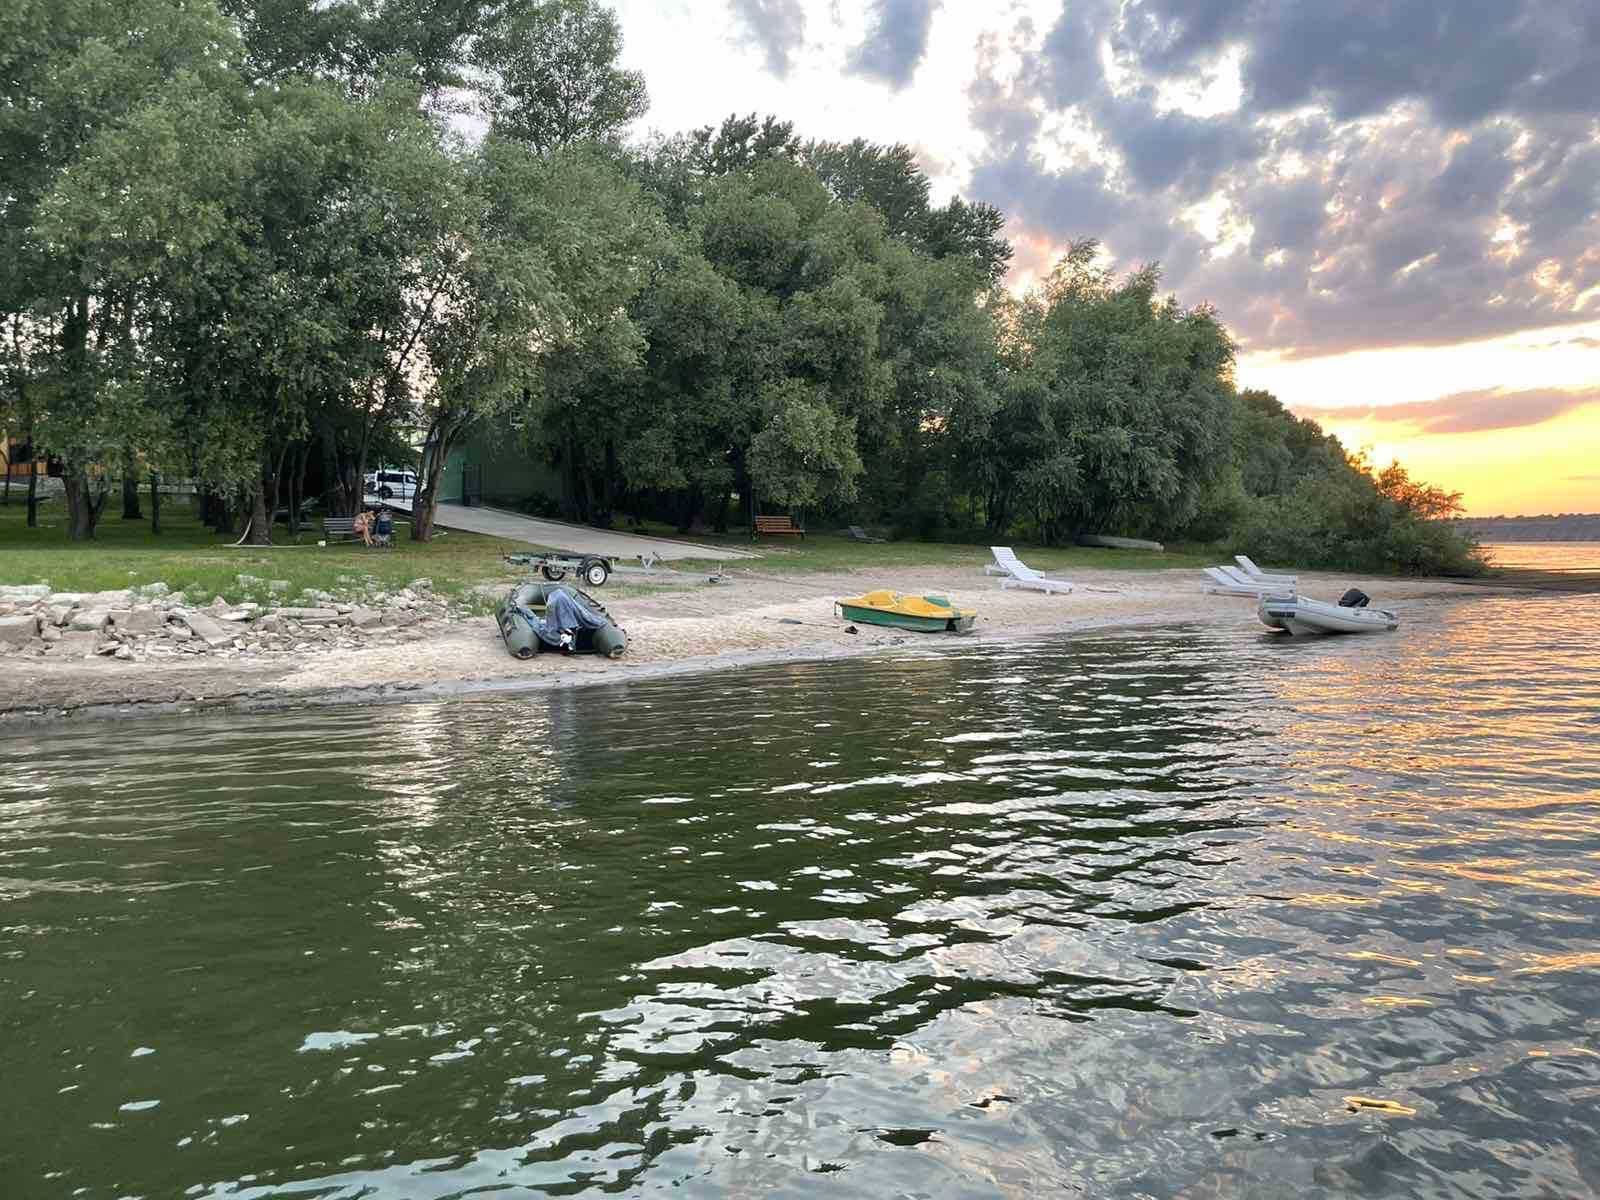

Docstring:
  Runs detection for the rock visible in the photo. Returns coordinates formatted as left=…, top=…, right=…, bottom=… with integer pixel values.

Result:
left=81, top=590, right=133, bottom=608
left=167, top=625, right=193, bottom=642
left=47, top=606, right=74, bottom=627
left=272, top=607, right=342, bottom=624
left=236, top=574, right=265, bottom=588
left=347, top=607, right=382, bottom=629
left=134, top=582, right=170, bottom=598
left=70, top=608, right=112, bottom=632
left=55, top=631, right=100, bottom=656
left=0, top=585, right=50, bottom=602
left=408, top=578, right=433, bottom=592
left=40, top=625, right=61, bottom=644
left=50, top=593, right=88, bottom=607
left=217, top=605, right=259, bottom=622
left=172, top=610, right=233, bottom=648
left=95, top=640, right=120, bottom=656
left=257, top=615, right=284, bottom=635
left=380, top=609, right=418, bottom=628
left=114, top=645, right=134, bottom=661
left=268, top=579, right=290, bottom=591
left=111, top=608, right=165, bottom=635
left=206, top=596, right=230, bottom=613
left=0, top=614, right=40, bottom=646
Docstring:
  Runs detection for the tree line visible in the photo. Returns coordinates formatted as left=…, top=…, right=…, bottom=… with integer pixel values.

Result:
left=0, top=0, right=1480, bottom=574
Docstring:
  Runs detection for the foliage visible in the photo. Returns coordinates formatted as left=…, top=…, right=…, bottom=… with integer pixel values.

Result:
left=1, top=9, right=1478, bottom=579
left=472, top=0, right=648, bottom=152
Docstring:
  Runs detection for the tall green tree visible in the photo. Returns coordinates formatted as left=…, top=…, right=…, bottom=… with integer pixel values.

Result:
left=472, top=0, right=648, bottom=152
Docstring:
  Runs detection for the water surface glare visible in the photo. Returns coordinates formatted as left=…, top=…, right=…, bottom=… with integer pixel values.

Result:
left=4, top=593, right=1600, bottom=1197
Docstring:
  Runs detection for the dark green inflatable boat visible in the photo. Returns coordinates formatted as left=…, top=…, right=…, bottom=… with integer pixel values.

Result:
left=496, top=582, right=628, bottom=660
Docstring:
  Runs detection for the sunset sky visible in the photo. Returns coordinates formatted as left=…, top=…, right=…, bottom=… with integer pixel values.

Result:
left=607, top=0, right=1600, bottom=516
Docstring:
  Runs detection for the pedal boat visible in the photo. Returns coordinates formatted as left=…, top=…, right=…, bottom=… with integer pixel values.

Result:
left=837, top=589, right=976, bottom=633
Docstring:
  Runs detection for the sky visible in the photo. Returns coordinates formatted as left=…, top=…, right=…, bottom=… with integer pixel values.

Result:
left=605, top=0, right=1600, bottom=516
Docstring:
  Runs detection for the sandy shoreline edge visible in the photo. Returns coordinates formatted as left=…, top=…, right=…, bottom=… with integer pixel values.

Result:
left=4, top=567, right=1513, bottom=727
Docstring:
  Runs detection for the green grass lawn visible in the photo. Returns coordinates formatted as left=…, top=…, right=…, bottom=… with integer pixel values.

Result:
left=0, top=493, right=529, bottom=607
left=0, top=492, right=1211, bottom=607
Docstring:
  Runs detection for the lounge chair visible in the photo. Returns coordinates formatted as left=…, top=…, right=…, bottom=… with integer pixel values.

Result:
left=1204, top=566, right=1294, bottom=597
left=1234, top=554, right=1297, bottom=587
left=847, top=525, right=885, bottom=544
left=991, top=546, right=1073, bottom=594
left=984, top=546, right=1011, bottom=576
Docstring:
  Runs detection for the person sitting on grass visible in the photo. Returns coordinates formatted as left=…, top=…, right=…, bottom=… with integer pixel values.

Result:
left=352, top=508, right=374, bottom=547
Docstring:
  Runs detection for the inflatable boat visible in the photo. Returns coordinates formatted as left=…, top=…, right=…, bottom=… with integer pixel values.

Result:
left=496, top=583, right=628, bottom=659
left=1258, top=588, right=1398, bottom=636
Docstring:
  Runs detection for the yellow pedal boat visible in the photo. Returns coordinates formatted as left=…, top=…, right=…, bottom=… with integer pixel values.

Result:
left=836, top=589, right=976, bottom=633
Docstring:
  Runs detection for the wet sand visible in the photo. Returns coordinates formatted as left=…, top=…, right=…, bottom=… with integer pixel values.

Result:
left=4, top=566, right=1502, bottom=724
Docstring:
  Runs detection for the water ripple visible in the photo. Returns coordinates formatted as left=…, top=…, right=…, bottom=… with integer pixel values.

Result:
left=2, top=593, right=1598, bottom=1196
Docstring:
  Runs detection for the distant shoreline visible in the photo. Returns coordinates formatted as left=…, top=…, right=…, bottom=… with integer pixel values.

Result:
left=1451, top=517, right=1600, bottom=542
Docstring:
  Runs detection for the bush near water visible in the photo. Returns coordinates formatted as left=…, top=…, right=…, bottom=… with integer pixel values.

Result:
left=1, top=0, right=1482, bottom=578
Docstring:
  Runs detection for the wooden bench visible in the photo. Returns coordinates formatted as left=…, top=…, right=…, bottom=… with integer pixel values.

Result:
left=753, top=514, right=804, bottom=540
left=323, top=515, right=408, bottom=546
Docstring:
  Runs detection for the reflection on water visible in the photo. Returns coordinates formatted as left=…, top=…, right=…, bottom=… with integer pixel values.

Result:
left=3, top=593, right=1599, bottom=1197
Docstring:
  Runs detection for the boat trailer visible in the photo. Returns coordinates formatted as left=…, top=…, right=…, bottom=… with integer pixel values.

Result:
left=504, top=551, right=614, bottom=587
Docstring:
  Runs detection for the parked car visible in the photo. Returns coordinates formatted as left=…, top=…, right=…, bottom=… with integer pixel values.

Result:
left=364, top=467, right=417, bottom=501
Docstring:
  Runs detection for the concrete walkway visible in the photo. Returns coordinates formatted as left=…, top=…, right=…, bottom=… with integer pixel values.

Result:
left=428, top=503, right=757, bottom=561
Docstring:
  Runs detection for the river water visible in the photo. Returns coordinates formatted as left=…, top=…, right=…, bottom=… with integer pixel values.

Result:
left=4, top=589, right=1599, bottom=1198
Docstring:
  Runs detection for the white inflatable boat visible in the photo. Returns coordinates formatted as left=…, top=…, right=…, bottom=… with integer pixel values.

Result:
left=1258, top=590, right=1399, bottom=636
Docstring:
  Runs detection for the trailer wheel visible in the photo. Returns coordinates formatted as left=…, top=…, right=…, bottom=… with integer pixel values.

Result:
left=582, top=557, right=610, bottom=587
left=541, top=563, right=567, bottom=581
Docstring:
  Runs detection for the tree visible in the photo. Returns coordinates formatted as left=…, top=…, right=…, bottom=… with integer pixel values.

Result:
left=472, top=0, right=648, bottom=153
left=1373, top=459, right=1465, bottom=520
left=1, top=0, right=239, bottom=538
left=748, top=379, right=863, bottom=510
left=410, top=140, right=663, bottom=539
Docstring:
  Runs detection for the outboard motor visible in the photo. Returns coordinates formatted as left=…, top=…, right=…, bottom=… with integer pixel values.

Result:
left=1338, top=587, right=1370, bottom=609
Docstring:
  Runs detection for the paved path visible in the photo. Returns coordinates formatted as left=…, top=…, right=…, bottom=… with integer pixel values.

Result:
left=428, top=503, right=757, bottom=561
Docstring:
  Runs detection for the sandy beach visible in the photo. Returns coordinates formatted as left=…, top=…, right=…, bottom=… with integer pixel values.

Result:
left=2, top=564, right=1502, bottom=724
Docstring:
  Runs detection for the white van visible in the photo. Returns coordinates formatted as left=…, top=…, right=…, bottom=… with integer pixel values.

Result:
left=364, top=467, right=417, bottom=501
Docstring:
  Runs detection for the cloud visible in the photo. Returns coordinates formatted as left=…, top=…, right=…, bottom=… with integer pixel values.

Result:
left=729, top=0, right=806, bottom=77
left=846, top=0, right=939, bottom=90
left=1299, top=387, right=1600, bottom=435
left=960, top=0, right=1600, bottom=356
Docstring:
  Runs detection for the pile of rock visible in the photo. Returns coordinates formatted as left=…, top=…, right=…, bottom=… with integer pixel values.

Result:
left=0, top=579, right=455, bottom=663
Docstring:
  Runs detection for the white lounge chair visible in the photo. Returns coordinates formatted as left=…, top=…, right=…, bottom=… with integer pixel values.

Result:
left=991, top=546, right=1073, bottom=594
left=983, top=547, right=1011, bottom=576
left=1204, top=566, right=1283, bottom=597
left=1234, top=554, right=1297, bottom=587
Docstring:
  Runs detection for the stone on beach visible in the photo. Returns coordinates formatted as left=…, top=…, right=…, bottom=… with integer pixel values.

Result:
left=111, top=609, right=165, bottom=635
left=0, top=614, right=41, bottom=646
left=173, top=611, right=234, bottom=648
left=272, top=607, right=342, bottom=624
left=70, top=609, right=113, bottom=632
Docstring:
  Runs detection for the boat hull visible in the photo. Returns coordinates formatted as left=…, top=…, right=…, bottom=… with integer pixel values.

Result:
left=1258, top=594, right=1398, bottom=635
left=837, top=589, right=977, bottom=633
left=839, top=604, right=975, bottom=633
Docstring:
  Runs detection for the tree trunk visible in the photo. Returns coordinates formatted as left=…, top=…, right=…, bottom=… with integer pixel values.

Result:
left=149, top=473, right=161, bottom=534
left=410, top=419, right=458, bottom=542
left=63, top=469, right=108, bottom=540
left=247, top=462, right=271, bottom=545
left=210, top=491, right=234, bottom=536
left=26, top=461, right=39, bottom=528
left=119, top=450, right=142, bottom=518
left=288, top=442, right=310, bottom=535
